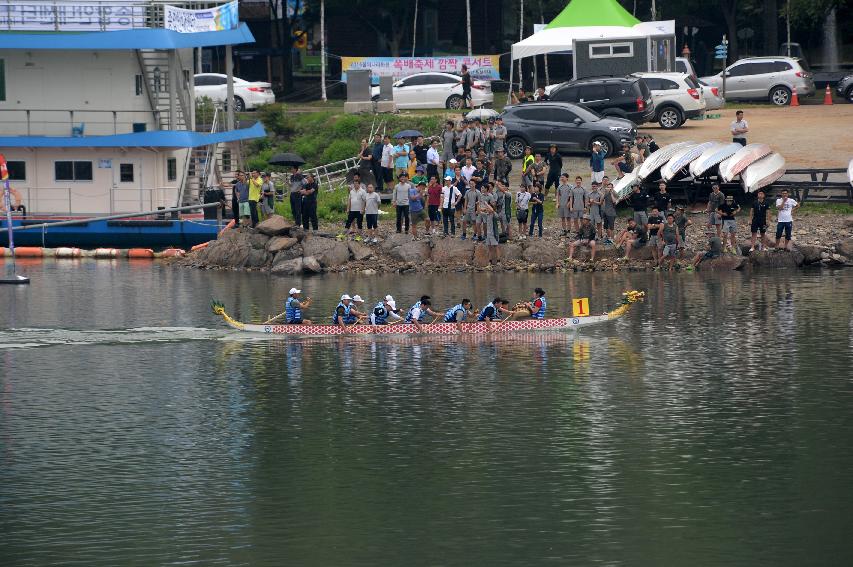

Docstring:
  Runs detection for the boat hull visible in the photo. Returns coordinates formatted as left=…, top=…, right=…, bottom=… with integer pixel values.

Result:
left=636, top=142, right=691, bottom=182
left=848, top=158, right=853, bottom=187
left=662, top=142, right=718, bottom=182
left=612, top=172, right=638, bottom=200
left=689, top=142, right=741, bottom=178
left=741, top=153, right=787, bottom=193
left=0, top=218, right=221, bottom=249
left=718, top=143, right=773, bottom=183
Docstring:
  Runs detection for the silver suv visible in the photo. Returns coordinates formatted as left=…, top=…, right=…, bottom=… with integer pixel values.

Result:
left=700, top=56, right=815, bottom=106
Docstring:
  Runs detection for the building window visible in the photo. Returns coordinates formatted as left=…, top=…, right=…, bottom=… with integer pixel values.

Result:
left=589, top=42, right=634, bottom=59
left=0, top=59, right=5, bottom=101
left=55, top=161, right=93, bottom=181
left=119, top=163, right=134, bottom=182
left=167, top=157, right=177, bottom=182
left=135, top=74, right=144, bottom=96
left=6, top=161, right=26, bottom=181
left=221, top=150, right=232, bottom=172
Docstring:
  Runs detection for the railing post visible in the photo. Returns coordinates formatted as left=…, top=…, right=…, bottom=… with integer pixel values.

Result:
left=68, top=188, right=72, bottom=215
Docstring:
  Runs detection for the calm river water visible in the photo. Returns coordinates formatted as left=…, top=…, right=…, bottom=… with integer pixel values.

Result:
left=1, top=260, right=853, bottom=566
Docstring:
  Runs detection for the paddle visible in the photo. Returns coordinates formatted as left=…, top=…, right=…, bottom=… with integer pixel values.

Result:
left=494, top=309, right=523, bottom=331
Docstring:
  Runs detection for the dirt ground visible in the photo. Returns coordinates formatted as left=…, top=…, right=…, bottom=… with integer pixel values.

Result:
left=636, top=103, right=853, bottom=169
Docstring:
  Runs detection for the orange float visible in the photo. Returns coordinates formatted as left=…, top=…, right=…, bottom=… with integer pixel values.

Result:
left=13, top=247, right=44, bottom=257
left=190, top=242, right=209, bottom=252
left=127, top=248, right=155, bottom=259
left=160, top=248, right=186, bottom=258
left=55, top=247, right=82, bottom=258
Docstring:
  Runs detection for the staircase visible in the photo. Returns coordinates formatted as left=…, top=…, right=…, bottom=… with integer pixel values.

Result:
left=135, top=49, right=190, bottom=131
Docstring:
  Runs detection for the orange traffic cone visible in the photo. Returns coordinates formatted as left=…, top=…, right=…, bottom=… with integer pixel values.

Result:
left=790, top=88, right=799, bottom=107
left=823, top=84, right=833, bottom=105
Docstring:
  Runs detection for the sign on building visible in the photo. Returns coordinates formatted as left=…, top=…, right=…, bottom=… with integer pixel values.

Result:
left=341, top=56, right=501, bottom=83
left=164, top=1, right=238, bottom=34
left=0, top=1, right=148, bottom=31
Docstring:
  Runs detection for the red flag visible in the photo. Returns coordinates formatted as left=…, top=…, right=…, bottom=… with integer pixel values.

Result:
left=0, top=153, right=8, bottom=180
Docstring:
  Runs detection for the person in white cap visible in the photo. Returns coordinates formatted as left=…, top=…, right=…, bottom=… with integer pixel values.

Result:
left=284, top=288, right=312, bottom=325
left=332, top=294, right=354, bottom=330
left=345, top=295, right=368, bottom=325
left=371, top=295, right=402, bottom=325
left=441, top=175, right=462, bottom=236
left=443, top=158, right=458, bottom=180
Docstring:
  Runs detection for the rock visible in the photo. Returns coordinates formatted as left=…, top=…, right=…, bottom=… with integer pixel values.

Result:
left=749, top=249, right=804, bottom=269
left=570, top=245, right=620, bottom=262
left=501, top=242, right=524, bottom=261
left=289, top=227, right=307, bottom=242
left=267, top=236, right=298, bottom=254
left=843, top=216, right=853, bottom=230
left=348, top=241, right=373, bottom=261
left=522, top=238, right=565, bottom=267
left=473, top=244, right=491, bottom=267
left=380, top=232, right=413, bottom=252
left=390, top=240, right=432, bottom=263
left=272, top=245, right=303, bottom=264
left=431, top=238, right=475, bottom=264
left=837, top=239, right=853, bottom=259
left=196, top=232, right=250, bottom=268
left=302, top=255, right=322, bottom=273
left=795, top=244, right=824, bottom=265
left=246, top=248, right=269, bottom=268
left=255, top=214, right=294, bottom=236
left=270, top=256, right=303, bottom=275
left=249, top=232, right=270, bottom=249
left=698, top=255, right=746, bottom=271
left=301, top=235, right=351, bottom=267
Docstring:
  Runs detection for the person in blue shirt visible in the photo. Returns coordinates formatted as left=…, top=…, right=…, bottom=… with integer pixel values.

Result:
left=526, top=288, right=547, bottom=319
left=284, top=288, right=312, bottom=325
left=443, top=299, right=474, bottom=333
left=405, top=297, right=442, bottom=333
left=393, top=139, right=411, bottom=177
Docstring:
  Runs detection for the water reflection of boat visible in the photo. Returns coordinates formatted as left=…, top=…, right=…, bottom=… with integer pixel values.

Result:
left=211, top=292, right=645, bottom=337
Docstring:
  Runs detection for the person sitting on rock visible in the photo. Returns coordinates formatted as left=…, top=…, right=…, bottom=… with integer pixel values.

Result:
left=692, top=233, right=725, bottom=268
left=615, top=218, right=647, bottom=261
left=568, top=213, right=597, bottom=262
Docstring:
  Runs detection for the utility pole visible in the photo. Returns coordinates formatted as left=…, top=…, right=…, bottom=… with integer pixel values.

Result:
left=320, top=0, right=327, bottom=102
left=651, top=0, right=656, bottom=20
left=539, top=0, right=549, bottom=86
left=465, top=0, right=472, bottom=56
left=412, top=0, right=419, bottom=58
left=786, top=1, right=791, bottom=56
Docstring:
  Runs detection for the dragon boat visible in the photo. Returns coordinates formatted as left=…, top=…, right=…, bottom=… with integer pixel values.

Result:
left=211, top=291, right=645, bottom=337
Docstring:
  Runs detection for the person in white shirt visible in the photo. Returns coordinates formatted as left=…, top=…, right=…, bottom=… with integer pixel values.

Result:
left=381, top=135, right=395, bottom=187
left=364, top=184, right=383, bottom=243
left=440, top=176, right=462, bottom=236
left=426, top=139, right=441, bottom=180
left=461, top=157, right=476, bottom=184
left=345, top=173, right=368, bottom=237
left=774, top=189, right=799, bottom=250
left=730, top=110, right=749, bottom=146
left=515, top=185, right=531, bottom=238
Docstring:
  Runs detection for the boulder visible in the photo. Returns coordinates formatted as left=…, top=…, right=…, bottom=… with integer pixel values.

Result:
left=391, top=241, right=432, bottom=263
left=249, top=232, right=270, bottom=249
left=522, top=239, right=565, bottom=267
left=837, top=239, right=853, bottom=260
left=698, top=255, right=747, bottom=271
left=255, top=214, right=294, bottom=236
left=270, top=256, right=303, bottom=275
left=197, top=233, right=250, bottom=268
left=348, top=241, right=374, bottom=261
left=289, top=226, right=307, bottom=242
left=301, top=236, right=351, bottom=267
left=267, top=236, right=298, bottom=254
left=380, top=232, right=413, bottom=252
left=501, top=242, right=524, bottom=262
left=431, top=238, right=475, bottom=264
left=749, top=249, right=804, bottom=269
left=302, top=255, right=323, bottom=273
left=272, top=245, right=303, bottom=264
left=571, top=244, right=620, bottom=262
left=795, top=244, right=824, bottom=265
left=473, top=244, right=491, bottom=267
left=246, top=248, right=270, bottom=268
left=843, top=216, right=853, bottom=230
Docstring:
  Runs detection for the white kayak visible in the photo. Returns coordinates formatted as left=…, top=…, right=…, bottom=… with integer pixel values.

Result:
left=718, top=143, right=773, bottom=183
left=636, top=142, right=692, bottom=182
left=612, top=171, right=639, bottom=200
left=661, top=142, right=718, bottom=182
left=689, top=142, right=742, bottom=178
left=741, top=153, right=787, bottom=193
left=848, top=158, right=853, bottom=187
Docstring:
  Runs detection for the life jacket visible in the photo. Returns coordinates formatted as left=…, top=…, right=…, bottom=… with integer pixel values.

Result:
left=531, top=296, right=547, bottom=319
left=477, top=302, right=496, bottom=322
left=332, top=301, right=351, bottom=324
left=443, top=304, right=467, bottom=323
left=372, top=301, right=389, bottom=325
left=285, top=296, right=302, bottom=322
left=405, top=301, right=424, bottom=323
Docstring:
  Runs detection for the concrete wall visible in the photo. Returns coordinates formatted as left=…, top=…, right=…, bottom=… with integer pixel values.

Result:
left=575, top=38, right=648, bottom=80
left=2, top=148, right=188, bottom=215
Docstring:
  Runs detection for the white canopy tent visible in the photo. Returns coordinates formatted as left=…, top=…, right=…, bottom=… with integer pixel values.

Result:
left=512, top=20, right=676, bottom=60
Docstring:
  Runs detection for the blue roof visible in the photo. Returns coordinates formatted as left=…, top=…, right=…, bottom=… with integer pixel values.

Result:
left=0, top=23, right=254, bottom=50
left=0, top=122, right=266, bottom=148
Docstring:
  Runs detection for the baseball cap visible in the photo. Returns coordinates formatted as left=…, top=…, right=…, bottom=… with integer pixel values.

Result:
left=444, top=175, right=453, bottom=180
left=416, top=165, right=425, bottom=172
left=352, top=295, right=364, bottom=303
left=289, top=288, right=301, bottom=295
left=449, top=158, right=457, bottom=164
left=340, top=294, right=352, bottom=301
left=593, top=141, right=601, bottom=146
left=385, top=295, right=397, bottom=310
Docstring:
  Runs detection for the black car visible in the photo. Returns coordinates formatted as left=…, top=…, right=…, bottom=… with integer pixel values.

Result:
left=501, top=102, right=636, bottom=159
left=549, top=76, right=655, bottom=125
left=835, top=74, right=853, bottom=103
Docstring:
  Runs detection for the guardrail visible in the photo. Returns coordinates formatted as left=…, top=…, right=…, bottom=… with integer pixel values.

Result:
left=8, top=186, right=180, bottom=216
left=0, top=109, right=161, bottom=137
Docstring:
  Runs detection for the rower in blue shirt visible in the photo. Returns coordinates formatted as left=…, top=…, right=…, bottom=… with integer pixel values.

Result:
left=332, top=294, right=354, bottom=331
left=284, top=287, right=312, bottom=325
left=443, top=298, right=474, bottom=333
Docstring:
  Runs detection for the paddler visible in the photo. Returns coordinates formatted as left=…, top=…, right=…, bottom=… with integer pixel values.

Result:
left=443, top=299, right=475, bottom=333
left=525, top=288, right=547, bottom=319
left=345, top=295, right=368, bottom=325
left=332, top=294, right=354, bottom=331
left=371, top=295, right=402, bottom=325
left=284, top=288, right=312, bottom=325
left=405, top=296, right=442, bottom=333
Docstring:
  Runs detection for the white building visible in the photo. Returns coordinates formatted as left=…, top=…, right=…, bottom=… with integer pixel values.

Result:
left=0, top=1, right=264, bottom=215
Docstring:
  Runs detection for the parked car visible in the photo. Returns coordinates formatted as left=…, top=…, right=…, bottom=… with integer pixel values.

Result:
left=548, top=76, right=655, bottom=125
left=835, top=74, right=853, bottom=103
left=500, top=101, right=636, bottom=159
left=675, top=57, right=698, bottom=80
left=193, top=73, right=275, bottom=111
left=631, top=72, right=706, bottom=129
left=700, top=56, right=816, bottom=106
left=698, top=79, right=726, bottom=110
left=370, top=72, right=493, bottom=110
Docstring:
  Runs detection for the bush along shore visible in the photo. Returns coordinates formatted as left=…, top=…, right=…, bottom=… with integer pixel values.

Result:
left=176, top=214, right=853, bottom=274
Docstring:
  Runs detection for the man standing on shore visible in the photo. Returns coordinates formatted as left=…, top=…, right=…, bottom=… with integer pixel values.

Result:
left=233, top=172, right=250, bottom=227
left=569, top=176, right=587, bottom=233
left=394, top=138, right=410, bottom=178
left=392, top=173, right=412, bottom=234
left=717, top=194, right=741, bottom=253
left=775, top=189, right=799, bottom=250
left=426, top=139, right=441, bottom=181
left=730, top=110, right=749, bottom=146
left=707, top=184, right=725, bottom=238
left=442, top=121, right=456, bottom=166
left=248, top=169, right=262, bottom=227
left=589, top=141, right=606, bottom=184
left=628, top=185, right=649, bottom=230
left=749, top=190, right=770, bottom=252
left=493, top=148, right=512, bottom=185
left=544, top=144, right=563, bottom=194
left=556, top=173, right=572, bottom=236
left=381, top=135, right=395, bottom=189
left=371, top=133, right=385, bottom=192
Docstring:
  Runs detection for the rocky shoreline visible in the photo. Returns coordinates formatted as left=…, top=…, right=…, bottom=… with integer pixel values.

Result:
left=175, top=214, right=853, bottom=275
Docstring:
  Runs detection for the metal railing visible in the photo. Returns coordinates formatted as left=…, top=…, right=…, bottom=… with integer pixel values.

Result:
left=0, top=1, right=228, bottom=32
left=0, top=109, right=159, bottom=137
left=9, top=185, right=181, bottom=216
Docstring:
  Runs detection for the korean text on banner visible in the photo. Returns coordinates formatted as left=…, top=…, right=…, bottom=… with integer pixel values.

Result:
left=164, top=1, right=238, bottom=33
left=341, top=56, right=501, bottom=83
left=0, top=1, right=148, bottom=31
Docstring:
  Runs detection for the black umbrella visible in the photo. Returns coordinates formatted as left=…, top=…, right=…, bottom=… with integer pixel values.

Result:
left=268, top=152, right=306, bottom=167
left=394, top=129, right=422, bottom=139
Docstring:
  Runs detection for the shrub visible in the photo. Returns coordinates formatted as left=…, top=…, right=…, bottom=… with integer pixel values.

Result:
left=321, top=139, right=360, bottom=164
